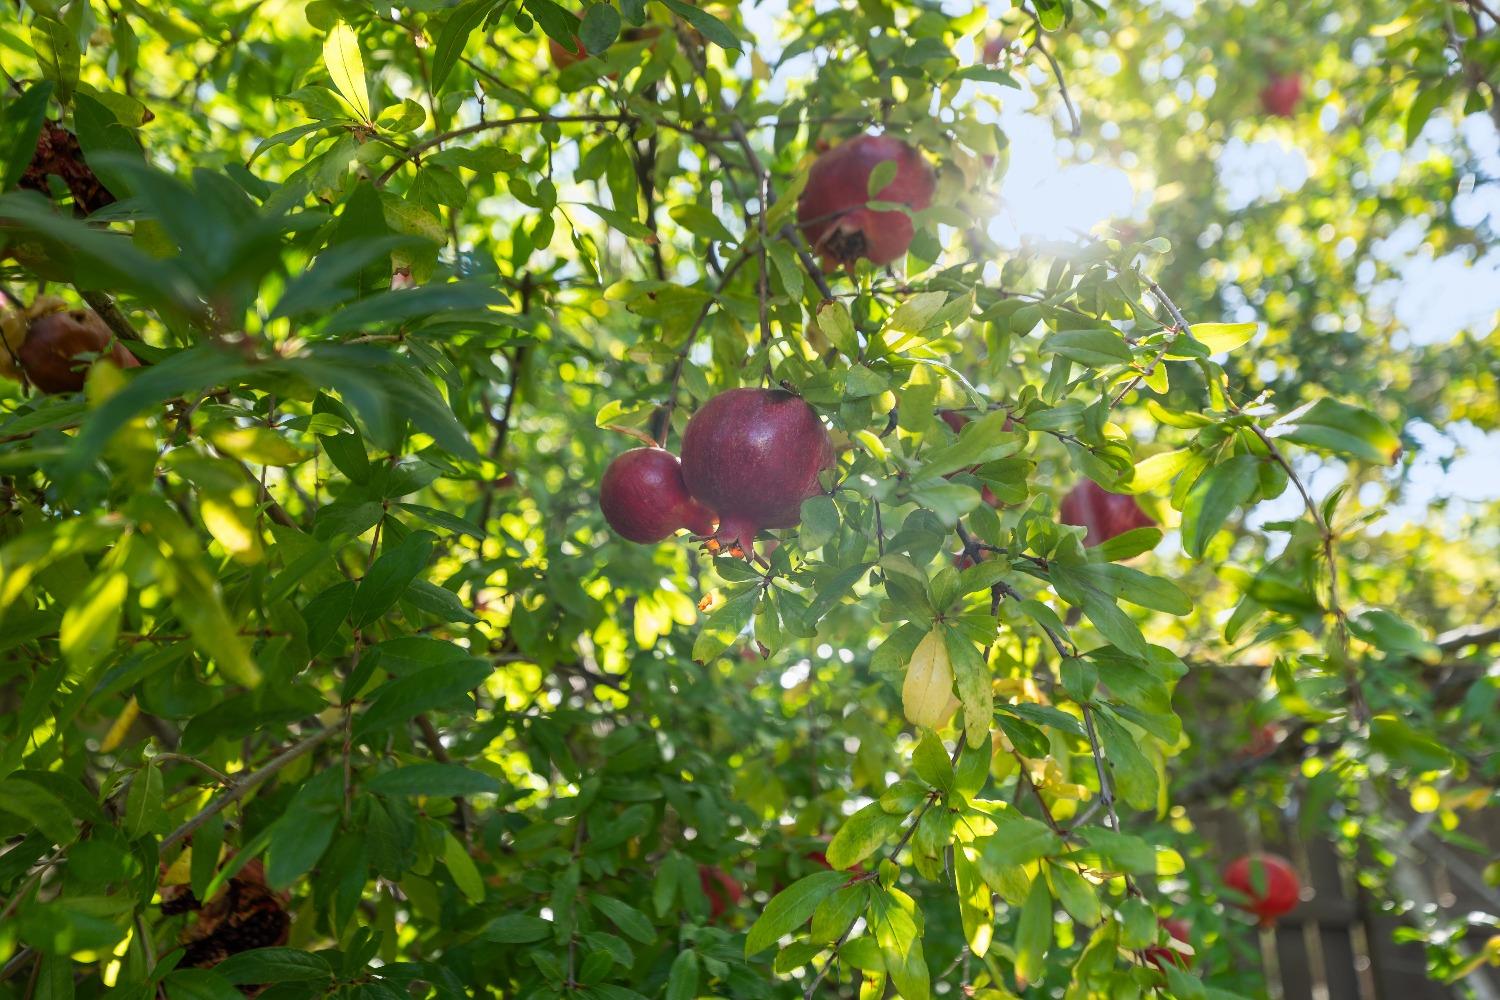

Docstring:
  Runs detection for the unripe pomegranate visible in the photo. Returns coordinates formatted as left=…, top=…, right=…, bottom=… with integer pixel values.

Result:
left=698, top=865, right=743, bottom=920
left=1059, top=480, right=1154, bottom=547
left=14, top=304, right=138, bottom=393
left=1223, top=853, right=1301, bottom=926
left=796, top=134, right=936, bottom=268
left=1144, top=917, right=1193, bottom=970
left=679, top=388, right=834, bottom=551
left=1260, top=72, right=1302, bottom=118
left=598, top=447, right=716, bottom=544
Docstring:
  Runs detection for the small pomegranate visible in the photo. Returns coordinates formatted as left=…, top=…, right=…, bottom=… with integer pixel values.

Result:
left=698, top=865, right=743, bottom=920
left=1260, top=72, right=1302, bottom=117
left=981, top=35, right=1014, bottom=65
left=1144, top=917, right=1193, bottom=971
left=15, top=304, right=139, bottom=393
left=1059, top=480, right=1154, bottom=547
left=1224, top=852, right=1301, bottom=926
left=796, top=134, right=936, bottom=268
left=598, top=448, right=716, bottom=544
left=679, top=387, right=834, bottom=552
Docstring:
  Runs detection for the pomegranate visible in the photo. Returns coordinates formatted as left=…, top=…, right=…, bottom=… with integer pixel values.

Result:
left=1059, top=480, right=1154, bottom=547
left=1260, top=72, right=1302, bottom=118
left=1223, top=852, right=1301, bottom=926
left=796, top=134, right=936, bottom=268
left=679, top=387, right=834, bottom=552
left=698, top=865, right=743, bottom=920
left=598, top=448, right=716, bottom=544
left=16, top=305, right=139, bottom=393
left=981, top=35, right=1015, bottom=65
left=1144, top=917, right=1193, bottom=971
left=548, top=33, right=588, bottom=69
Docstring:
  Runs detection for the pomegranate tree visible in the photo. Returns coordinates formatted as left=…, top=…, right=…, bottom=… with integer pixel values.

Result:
left=1223, top=852, right=1302, bottom=925
left=796, top=134, right=935, bottom=268
left=680, top=387, right=834, bottom=552
left=1059, top=480, right=1155, bottom=547
left=598, top=448, right=716, bottom=544
left=1260, top=72, right=1302, bottom=117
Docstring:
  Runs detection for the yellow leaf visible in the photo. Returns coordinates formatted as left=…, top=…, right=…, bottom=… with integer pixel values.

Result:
left=100, top=695, right=140, bottom=753
left=902, top=628, right=954, bottom=729
left=1191, top=322, right=1258, bottom=354
left=324, top=22, right=371, bottom=122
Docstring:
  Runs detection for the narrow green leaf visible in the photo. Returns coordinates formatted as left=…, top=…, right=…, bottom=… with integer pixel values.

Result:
left=745, top=870, right=849, bottom=956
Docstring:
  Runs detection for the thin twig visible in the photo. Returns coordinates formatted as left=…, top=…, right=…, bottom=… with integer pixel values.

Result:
left=1021, top=3, right=1081, bottom=136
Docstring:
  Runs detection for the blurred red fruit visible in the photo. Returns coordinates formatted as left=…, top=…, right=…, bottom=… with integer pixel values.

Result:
left=1144, top=917, right=1193, bottom=970
left=1260, top=73, right=1302, bottom=117
left=698, top=865, right=743, bottom=920
left=1059, top=480, right=1155, bottom=547
left=1224, top=853, right=1301, bottom=926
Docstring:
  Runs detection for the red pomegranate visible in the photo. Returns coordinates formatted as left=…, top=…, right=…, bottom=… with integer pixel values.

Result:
left=981, top=35, right=1014, bottom=65
left=1260, top=72, right=1302, bottom=118
left=598, top=448, right=716, bottom=544
left=698, top=865, right=743, bottom=920
left=17, top=306, right=139, bottom=393
left=796, top=134, right=936, bottom=268
left=1144, top=917, right=1193, bottom=971
left=679, top=388, right=834, bottom=552
left=1224, top=853, right=1301, bottom=926
left=1059, top=480, right=1155, bottom=547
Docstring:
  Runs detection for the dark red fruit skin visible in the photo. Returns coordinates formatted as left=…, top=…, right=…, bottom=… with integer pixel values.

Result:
left=698, top=865, right=743, bottom=920
left=1224, top=853, right=1301, bottom=926
left=796, top=134, right=936, bottom=267
left=1059, top=480, right=1155, bottom=547
left=1144, top=917, right=1193, bottom=971
left=679, top=388, right=834, bottom=551
left=1260, top=73, right=1302, bottom=117
left=20, top=309, right=139, bottom=393
left=981, top=36, right=1013, bottom=65
left=598, top=448, right=716, bottom=544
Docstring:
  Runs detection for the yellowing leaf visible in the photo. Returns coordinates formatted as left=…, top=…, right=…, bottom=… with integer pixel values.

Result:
left=903, top=628, right=954, bottom=729
left=200, top=494, right=264, bottom=564
left=205, top=425, right=313, bottom=466
left=60, top=570, right=128, bottom=675
left=1127, top=449, right=1192, bottom=493
left=1191, top=322, right=1257, bottom=354
left=99, top=694, right=140, bottom=753
left=324, top=22, right=371, bottom=122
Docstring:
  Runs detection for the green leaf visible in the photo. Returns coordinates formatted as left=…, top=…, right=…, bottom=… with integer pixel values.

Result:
left=911, top=730, right=954, bottom=792
left=432, top=0, right=497, bottom=92
left=827, top=801, right=907, bottom=871
left=353, top=660, right=492, bottom=737
left=1013, top=873, right=1051, bottom=988
left=691, top=586, right=759, bottom=662
left=942, top=625, right=992, bottom=749
left=815, top=299, right=859, bottom=356
left=580, top=4, right=622, bottom=54
left=162, top=969, right=244, bottom=1000
left=665, top=949, right=699, bottom=1000
left=478, top=914, right=553, bottom=943
left=799, top=494, right=838, bottom=550
left=31, top=16, right=80, bottom=106
left=981, top=815, right=1061, bottom=868
left=1093, top=709, right=1158, bottom=810
left=323, top=22, right=372, bottom=122
left=123, top=762, right=161, bottom=839
left=659, top=0, right=741, bottom=51
left=1, top=84, right=54, bottom=191
left=1041, top=328, right=1134, bottom=368
left=443, top=830, right=485, bottom=903
left=745, top=870, right=850, bottom=956
left=213, top=949, right=334, bottom=986
left=1180, top=453, right=1259, bottom=558
left=1047, top=861, right=1100, bottom=926
left=1267, top=397, right=1401, bottom=465
left=873, top=889, right=930, bottom=1000
left=367, top=764, right=502, bottom=797
left=59, top=571, right=127, bottom=675
left=592, top=895, right=655, bottom=943
left=353, top=530, right=436, bottom=628
left=1369, top=714, right=1454, bottom=772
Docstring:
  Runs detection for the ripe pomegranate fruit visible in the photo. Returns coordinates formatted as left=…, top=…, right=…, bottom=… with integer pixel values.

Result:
left=796, top=134, right=936, bottom=268
left=598, top=447, right=716, bottom=544
left=679, top=387, right=834, bottom=552
left=1260, top=72, right=1302, bottom=117
left=1059, top=480, right=1154, bottom=547
left=698, top=865, right=743, bottom=920
left=14, top=303, right=139, bottom=393
left=1144, top=917, right=1193, bottom=971
left=1223, top=852, right=1301, bottom=926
